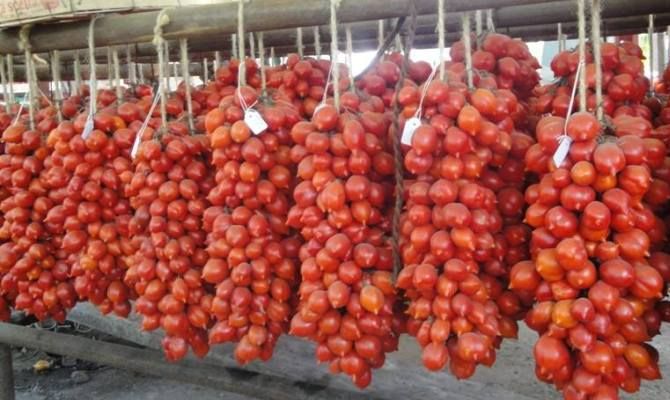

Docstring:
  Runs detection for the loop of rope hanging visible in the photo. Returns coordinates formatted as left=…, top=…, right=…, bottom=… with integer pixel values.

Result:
left=214, top=51, right=221, bottom=72
left=647, top=14, right=655, bottom=94
left=88, top=17, right=98, bottom=117
left=462, top=13, right=474, bottom=90
left=437, top=0, right=445, bottom=81
left=345, top=24, right=354, bottom=89
left=18, top=24, right=36, bottom=130
left=486, top=9, right=495, bottom=32
left=6, top=55, right=14, bottom=105
left=112, top=47, right=122, bottom=105
left=590, top=0, right=603, bottom=121
left=203, top=58, right=209, bottom=83
left=126, top=45, right=136, bottom=86
left=232, top=34, right=238, bottom=60
left=378, top=20, right=384, bottom=50
left=248, top=32, right=256, bottom=63
left=258, top=32, right=267, bottom=96
left=51, top=50, right=63, bottom=122
left=237, top=0, right=247, bottom=86
left=153, top=8, right=171, bottom=131
left=73, top=50, right=82, bottom=95
left=0, top=55, right=9, bottom=113
left=577, top=0, right=587, bottom=112
left=179, top=38, right=195, bottom=133
left=390, top=0, right=417, bottom=282
left=475, top=10, right=482, bottom=37
left=313, top=26, right=321, bottom=59
left=329, top=0, right=341, bottom=110
left=164, top=41, right=172, bottom=93
left=296, top=27, right=304, bottom=58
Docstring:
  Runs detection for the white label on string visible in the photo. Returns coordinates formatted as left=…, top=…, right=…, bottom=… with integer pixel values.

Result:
left=244, top=109, right=268, bottom=135
left=552, top=135, right=572, bottom=168
left=401, top=117, right=422, bottom=146
left=81, top=114, right=94, bottom=139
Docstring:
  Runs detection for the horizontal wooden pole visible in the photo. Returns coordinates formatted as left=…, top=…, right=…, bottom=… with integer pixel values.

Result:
left=0, top=0, right=605, bottom=54
left=8, top=12, right=669, bottom=72
left=0, top=322, right=369, bottom=400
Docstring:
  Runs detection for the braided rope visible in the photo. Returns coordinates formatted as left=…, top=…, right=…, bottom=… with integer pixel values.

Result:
left=314, top=26, right=322, bottom=59
left=590, top=0, right=603, bottom=120
left=153, top=8, right=171, bottom=130
left=437, top=0, right=445, bottom=81
left=6, top=55, right=14, bottom=104
left=258, top=32, right=267, bottom=96
left=577, top=0, right=587, bottom=111
left=237, top=0, right=246, bottom=85
left=19, top=25, right=36, bottom=130
left=180, top=38, right=195, bottom=133
left=51, top=50, right=63, bottom=122
left=329, top=0, right=341, bottom=110
left=0, top=55, right=9, bottom=113
left=462, top=13, right=474, bottom=89
left=391, top=0, right=417, bottom=281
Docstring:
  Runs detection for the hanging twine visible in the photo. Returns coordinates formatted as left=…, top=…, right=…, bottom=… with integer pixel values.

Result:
left=557, top=23, right=564, bottom=52
left=390, top=0, right=417, bottom=282
left=437, top=0, right=445, bottom=81
left=475, top=10, right=482, bottom=37
left=6, top=55, right=14, bottom=104
left=164, top=41, right=172, bottom=93
left=88, top=17, right=98, bottom=116
left=126, top=45, right=136, bottom=85
left=179, top=38, right=195, bottom=133
left=329, top=0, right=341, bottom=110
left=345, top=24, right=355, bottom=89
left=203, top=58, right=209, bottom=83
left=486, top=9, right=495, bottom=32
left=378, top=20, right=384, bottom=50
left=590, top=0, right=603, bottom=120
left=106, top=47, right=112, bottom=89
left=0, top=55, right=9, bottom=113
left=249, top=32, right=256, bottom=63
left=395, top=18, right=403, bottom=52
left=112, top=48, right=122, bottom=104
left=51, top=50, right=63, bottom=122
left=258, top=32, right=267, bottom=96
left=462, top=13, right=474, bottom=90
left=648, top=14, right=654, bottom=91
left=296, top=27, right=304, bottom=58
left=314, top=26, right=322, bottom=59
left=231, top=34, right=238, bottom=60
left=73, top=51, right=82, bottom=95
left=214, top=51, right=221, bottom=72
left=577, top=0, right=587, bottom=112
left=19, top=25, right=36, bottom=130
left=153, top=8, right=171, bottom=131
left=138, top=61, right=145, bottom=83
left=237, top=0, right=247, bottom=86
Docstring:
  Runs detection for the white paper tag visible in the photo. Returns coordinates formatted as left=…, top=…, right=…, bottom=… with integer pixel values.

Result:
left=81, top=114, right=94, bottom=139
left=401, top=117, right=422, bottom=146
left=552, top=135, right=572, bottom=168
left=244, top=109, right=268, bottom=135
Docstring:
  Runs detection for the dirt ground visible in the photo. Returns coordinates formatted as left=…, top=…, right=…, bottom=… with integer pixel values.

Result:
left=11, top=324, right=670, bottom=400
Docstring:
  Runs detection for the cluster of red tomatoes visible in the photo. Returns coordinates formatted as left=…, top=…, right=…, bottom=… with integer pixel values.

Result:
left=1, top=30, right=670, bottom=399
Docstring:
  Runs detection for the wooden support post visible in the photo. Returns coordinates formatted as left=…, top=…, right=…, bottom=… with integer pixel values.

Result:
left=0, top=344, right=14, bottom=400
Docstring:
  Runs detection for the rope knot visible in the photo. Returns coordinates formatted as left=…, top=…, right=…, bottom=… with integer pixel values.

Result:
left=153, top=9, right=171, bottom=47
left=18, top=25, right=32, bottom=52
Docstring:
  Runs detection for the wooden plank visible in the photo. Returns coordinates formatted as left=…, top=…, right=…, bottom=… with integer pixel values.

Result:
left=0, top=322, right=370, bottom=400
left=68, top=303, right=541, bottom=400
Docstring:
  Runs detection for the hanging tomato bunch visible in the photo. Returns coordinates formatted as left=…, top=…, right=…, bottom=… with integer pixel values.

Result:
left=518, top=110, right=669, bottom=399
left=125, top=132, right=214, bottom=361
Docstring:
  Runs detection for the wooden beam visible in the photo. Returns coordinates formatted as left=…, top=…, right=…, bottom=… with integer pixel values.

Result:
left=0, top=0, right=577, bottom=54
left=0, top=322, right=370, bottom=400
